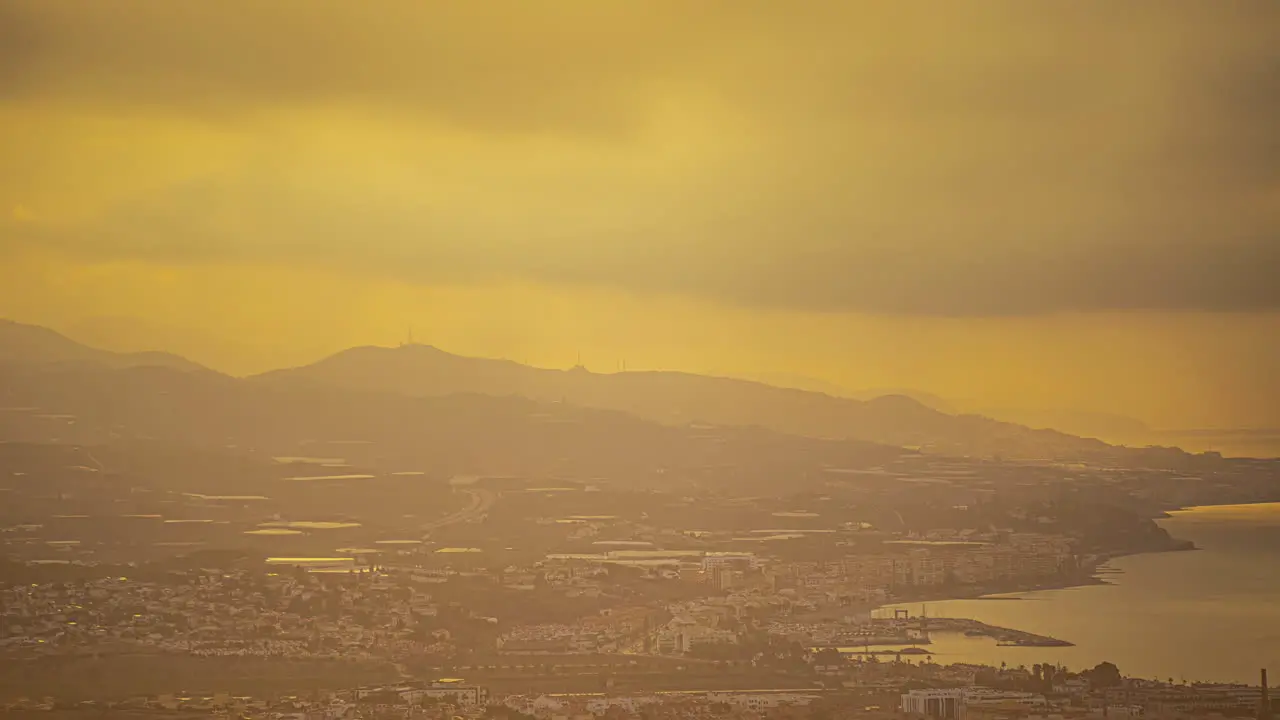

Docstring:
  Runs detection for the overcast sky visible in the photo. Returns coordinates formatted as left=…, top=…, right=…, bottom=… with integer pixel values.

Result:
left=2, top=1, right=1278, bottom=429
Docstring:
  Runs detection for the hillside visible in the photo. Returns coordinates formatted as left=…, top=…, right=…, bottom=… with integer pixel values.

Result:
left=0, top=363, right=902, bottom=486
left=252, top=344, right=1123, bottom=460
left=0, top=319, right=206, bottom=372
left=0, top=323, right=1206, bottom=464
left=735, top=373, right=1158, bottom=447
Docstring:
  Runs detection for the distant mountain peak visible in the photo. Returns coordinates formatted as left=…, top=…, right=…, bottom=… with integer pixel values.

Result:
left=251, top=340, right=1134, bottom=461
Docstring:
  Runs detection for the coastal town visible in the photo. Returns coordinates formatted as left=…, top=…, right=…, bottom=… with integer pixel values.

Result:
left=4, top=329, right=1280, bottom=717
left=1, top=555, right=1077, bottom=667
left=2, top=656, right=1275, bottom=720
left=2, top=435, right=1278, bottom=716
left=6, top=0, right=1280, bottom=715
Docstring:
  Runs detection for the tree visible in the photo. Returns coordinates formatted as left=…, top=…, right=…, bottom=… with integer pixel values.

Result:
left=1085, top=661, right=1123, bottom=689
left=813, top=648, right=844, bottom=667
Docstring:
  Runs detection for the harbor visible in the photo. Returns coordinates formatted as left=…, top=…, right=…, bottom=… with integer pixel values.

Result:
left=814, top=614, right=1075, bottom=657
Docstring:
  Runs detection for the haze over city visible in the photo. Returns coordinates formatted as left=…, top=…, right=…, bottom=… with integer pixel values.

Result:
left=1, top=2, right=1279, bottom=718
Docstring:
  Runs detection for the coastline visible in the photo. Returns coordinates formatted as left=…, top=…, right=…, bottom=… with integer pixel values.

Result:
left=884, top=542, right=1197, bottom=609
left=1162, top=499, right=1280, bottom=514
left=859, top=545, right=1196, bottom=653
left=868, top=499, right=1229, bottom=611
left=887, top=572, right=1107, bottom=608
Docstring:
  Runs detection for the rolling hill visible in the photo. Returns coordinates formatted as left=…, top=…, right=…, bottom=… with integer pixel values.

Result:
left=252, top=343, right=1125, bottom=460
left=0, top=322, right=1208, bottom=464
left=0, top=319, right=206, bottom=373
left=0, top=362, right=902, bottom=486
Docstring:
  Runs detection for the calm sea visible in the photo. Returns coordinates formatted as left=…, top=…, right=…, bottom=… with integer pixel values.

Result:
left=879, top=503, right=1280, bottom=685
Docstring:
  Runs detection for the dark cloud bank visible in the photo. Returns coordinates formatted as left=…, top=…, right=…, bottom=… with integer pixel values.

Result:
left=2, top=1, right=1278, bottom=316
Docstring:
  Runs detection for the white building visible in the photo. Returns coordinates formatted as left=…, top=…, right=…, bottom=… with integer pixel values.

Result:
left=902, top=689, right=966, bottom=719
left=903, top=688, right=1047, bottom=719
left=702, top=552, right=755, bottom=572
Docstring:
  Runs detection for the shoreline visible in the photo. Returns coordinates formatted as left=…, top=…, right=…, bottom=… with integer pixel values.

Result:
left=860, top=546, right=1196, bottom=652
left=1162, top=499, right=1280, bottom=514
left=882, top=542, right=1197, bottom=609
left=886, top=573, right=1107, bottom=608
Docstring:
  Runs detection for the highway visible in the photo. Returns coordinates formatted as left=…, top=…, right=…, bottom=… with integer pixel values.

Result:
left=422, top=487, right=495, bottom=532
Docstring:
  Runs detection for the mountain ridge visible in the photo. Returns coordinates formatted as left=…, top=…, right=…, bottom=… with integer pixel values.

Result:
left=0, top=322, right=1220, bottom=462
left=252, top=343, right=1133, bottom=460
left=0, top=319, right=209, bottom=373
left=0, top=362, right=904, bottom=487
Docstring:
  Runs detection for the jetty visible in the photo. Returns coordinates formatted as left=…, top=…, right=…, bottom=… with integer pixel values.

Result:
left=926, top=617, right=1074, bottom=647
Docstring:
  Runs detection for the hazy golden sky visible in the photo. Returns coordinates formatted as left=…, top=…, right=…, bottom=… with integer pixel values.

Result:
left=2, top=1, right=1278, bottom=429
